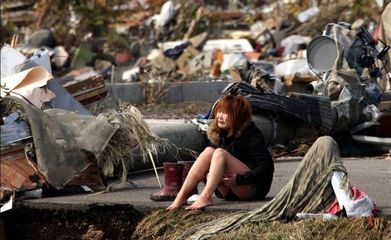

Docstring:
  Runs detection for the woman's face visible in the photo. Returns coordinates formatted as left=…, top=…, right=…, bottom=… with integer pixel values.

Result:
left=216, top=111, right=229, bottom=129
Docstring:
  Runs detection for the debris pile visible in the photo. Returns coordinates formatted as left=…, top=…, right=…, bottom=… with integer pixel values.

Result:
left=1, top=0, right=390, bottom=213
left=0, top=40, right=170, bottom=210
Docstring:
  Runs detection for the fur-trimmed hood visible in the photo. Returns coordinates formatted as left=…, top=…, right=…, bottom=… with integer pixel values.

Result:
left=207, top=119, right=252, bottom=145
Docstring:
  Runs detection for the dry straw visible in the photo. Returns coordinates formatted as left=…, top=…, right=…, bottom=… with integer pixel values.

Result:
left=97, top=105, right=171, bottom=186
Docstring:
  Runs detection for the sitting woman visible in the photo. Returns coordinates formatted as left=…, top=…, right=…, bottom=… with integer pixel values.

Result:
left=167, top=95, right=274, bottom=210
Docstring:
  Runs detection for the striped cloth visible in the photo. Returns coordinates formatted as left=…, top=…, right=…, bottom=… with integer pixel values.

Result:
left=179, top=136, right=348, bottom=240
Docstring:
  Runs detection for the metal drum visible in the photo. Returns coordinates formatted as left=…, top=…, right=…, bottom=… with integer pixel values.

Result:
left=307, top=35, right=338, bottom=74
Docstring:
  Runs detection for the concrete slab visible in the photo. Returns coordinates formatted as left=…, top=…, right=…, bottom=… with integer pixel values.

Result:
left=18, top=158, right=391, bottom=216
left=109, top=80, right=231, bottom=104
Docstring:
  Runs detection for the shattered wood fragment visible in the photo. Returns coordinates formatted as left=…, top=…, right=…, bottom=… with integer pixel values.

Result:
left=64, top=76, right=108, bottom=105
left=72, top=86, right=110, bottom=105
left=183, top=7, right=207, bottom=40
left=2, top=10, right=36, bottom=26
left=0, top=146, right=45, bottom=194
left=65, top=158, right=105, bottom=191
left=284, top=73, right=317, bottom=89
left=209, top=10, right=261, bottom=22
left=64, top=75, right=106, bottom=95
left=2, top=0, right=35, bottom=10
left=113, top=10, right=155, bottom=30
left=175, top=46, right=200, bottom=74
left=229, top=67, right=242, bottom=81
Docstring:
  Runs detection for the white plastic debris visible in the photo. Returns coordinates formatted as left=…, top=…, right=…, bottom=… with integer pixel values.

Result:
left=297, top=6, right=319, bottom=23
left=296, top=212, right=338, bottom=220
left=331, top=171, right=353, bottom=211
left=147, top=0, right=175, bottom=27
left=220, top=53, right=247, bottom=73
left=280, top=35, right=311, bottom=56
left=274, top=59, right=313, bottom=76
left=53, top=46, right=69, bottom=68
left=0, top=196, right=14, bottom=213
left=297, top=0, right=319, bottom=23
left=81, top=185, right=93, bottom=192
left=158, top=1, right=175, bottom=26
left=1, top=44, right=27, bottom=78
left=331, top=171, right=375, bottom=217
left=187, top=194, right=199, bottom=204
left=202, top=39, right=254, bottom=53
left=29, top=48, right=52, bottom=73
left=122, top=67, right=140, bottom=82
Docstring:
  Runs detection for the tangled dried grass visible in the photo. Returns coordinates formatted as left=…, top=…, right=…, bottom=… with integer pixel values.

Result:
left=211, top=216, right=391, bottom=240
left=143, top=76, right=171, bottom=104
left=132, top=210, right=391, bottom=240
left=96, top=105, right=171, bottom=182
left=132, top=209, right=226, bottom=240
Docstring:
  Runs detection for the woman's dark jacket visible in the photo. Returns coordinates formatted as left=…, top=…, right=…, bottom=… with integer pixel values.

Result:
left=207, top=121, right=274, bottom=199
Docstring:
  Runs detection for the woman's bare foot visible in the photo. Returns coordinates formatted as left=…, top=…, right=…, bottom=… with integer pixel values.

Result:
left=185, top=195, right=213, bottom=210
left=166, top=198, right=187, bottom=210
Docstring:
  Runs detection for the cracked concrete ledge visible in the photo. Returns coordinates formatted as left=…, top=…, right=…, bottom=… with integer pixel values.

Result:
left=14, top=158, right=391, bottom=216
left=109, top=80, right=231, bottom=104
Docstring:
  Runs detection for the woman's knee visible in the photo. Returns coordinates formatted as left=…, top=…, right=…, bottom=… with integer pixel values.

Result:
left=196, top=147, right=215, bottom=164
left=214, top=148, right=229, bottom=156
left=204, top=146, right=216, bottom=154
left=211, top=148, right=229, bottom=162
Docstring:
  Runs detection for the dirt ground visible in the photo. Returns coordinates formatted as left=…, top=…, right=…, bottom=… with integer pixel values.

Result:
left=2, top=205, right=143, bottom=240
left=3, top=207, right=390, bottom=240
left=134, top=101, right=213, bottom=120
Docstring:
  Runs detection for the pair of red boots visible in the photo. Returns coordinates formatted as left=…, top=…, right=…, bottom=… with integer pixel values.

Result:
left=150, top=161, right=197, bottom=201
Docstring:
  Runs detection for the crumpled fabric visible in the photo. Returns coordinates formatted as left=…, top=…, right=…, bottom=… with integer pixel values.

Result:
left=11, top=97, right=118, bottom=188
left=179, top=136, right=347, bottom=240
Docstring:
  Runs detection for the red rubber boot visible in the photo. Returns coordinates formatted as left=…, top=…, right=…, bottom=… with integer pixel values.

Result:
left=150, top=162, right=183, bottom=201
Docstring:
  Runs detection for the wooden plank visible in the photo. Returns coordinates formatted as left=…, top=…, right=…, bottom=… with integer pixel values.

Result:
left=66, top=158, right=105, bottom=191
left=209, top=11, right=244, bottom=21
left=1, top=148, right=45, bottom=191
left=2, top=10, right=36, bottom=25
left=2, top=1, right=35, bottom=10
left=0, top=145, right=25, bottom=160
left=1, top=164, right=26, bottom=189
left=72, top=86, right=108, bottom=99
left=74, top=86, right=109, bottom=105
left=64, top=76, right=105, bottom=94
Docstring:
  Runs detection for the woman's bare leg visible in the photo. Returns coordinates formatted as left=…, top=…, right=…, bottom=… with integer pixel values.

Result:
left=186, top=148, right=254, bottom=210
left=167, top=147, right=215, bottom=210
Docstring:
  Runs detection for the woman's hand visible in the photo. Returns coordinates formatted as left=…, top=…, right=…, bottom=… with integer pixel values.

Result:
left=221, top=173, right=237, bottom=187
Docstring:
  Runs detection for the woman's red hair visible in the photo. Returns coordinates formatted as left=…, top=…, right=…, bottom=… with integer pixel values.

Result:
left=213, top=95, right=252, bottom=136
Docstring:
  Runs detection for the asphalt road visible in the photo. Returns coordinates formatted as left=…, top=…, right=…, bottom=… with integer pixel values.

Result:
left=18, top=157, right=391, bottom=216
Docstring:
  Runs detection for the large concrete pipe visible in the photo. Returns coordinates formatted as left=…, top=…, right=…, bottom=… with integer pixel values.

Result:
left=127, top=114, right=318, bottom=173
left=127, top=119, right=208, bottom=172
